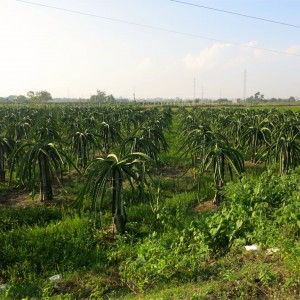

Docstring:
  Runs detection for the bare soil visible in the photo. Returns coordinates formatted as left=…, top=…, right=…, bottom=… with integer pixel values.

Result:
left=158, top=164, right=190, bottom=179
left=193, top=200, right=218, bottom=213
left=244, top=160, right=264, bottom=167
left=0, top=188, right=32, bottom=208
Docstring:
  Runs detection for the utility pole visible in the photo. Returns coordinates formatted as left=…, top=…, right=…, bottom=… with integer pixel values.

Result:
left=201, top=86, right=204, bottom=103
left=243, top=70, right=247, bottom=101
left=193, top=77, right=196, bottom=100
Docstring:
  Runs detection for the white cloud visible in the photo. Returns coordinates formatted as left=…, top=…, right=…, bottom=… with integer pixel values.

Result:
left=285, top=45, right=300, bottom=55
left=136, top=57, right=152, bottom=72
left=223, top=56, right=249, bottom=68
left=223, top=41, right=263, bottom=68
left=240, top=41, right=257, bottom=48
left=239, top=41, right=262, bottom=58
left=183, top=43, right=232, bottom=70
left=183, top=41, right=265, bottom=71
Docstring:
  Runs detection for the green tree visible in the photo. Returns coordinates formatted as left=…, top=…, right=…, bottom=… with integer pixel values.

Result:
left=27, top=91, right=35, bottom=100
left=6, top=118, right=32, bottom=141
left=262, top=131, right=300, bottom=175
left=90, top=90, right=108, bottom=103
left=106, top=94, right=115, bottom=102
left=15, top=95, right=28, bottom=104
left=11, top=142, right=67, bottom=201
left=0, top=137, right=14, bottom=182
left=99, top=121, right=121, bottom=155
left=27, top=91, right=52, bottom=102
left=76, top=152, right=151, bottom=234
left=179, top=125, right=215, bottom=170
left=241, top=118, right=271, bottom=162
left=70, top=130, right=98, bottom=169
left=121, top=135, right=159, bottom=163
left=202, top=138, right=244, bottom=204
left=36, top=91, right=52, bottom=102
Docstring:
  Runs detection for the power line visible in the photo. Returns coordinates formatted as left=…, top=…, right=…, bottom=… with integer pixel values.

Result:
left=15, top=0, right=300, bottom=57
left=243, top=70, right=247, bottom=101
left=170, top=0, right=300, bottom=29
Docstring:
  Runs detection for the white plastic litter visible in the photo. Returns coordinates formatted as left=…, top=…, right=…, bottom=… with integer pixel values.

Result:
left=245, top=244, right=258, bottom=251
left=49, top=274, right=61, bottom=281
left=0, top=284, right=9, bottom=290
left=135, top=257, right=146, bottom=264
left=266, top=248, right=280, bottom=255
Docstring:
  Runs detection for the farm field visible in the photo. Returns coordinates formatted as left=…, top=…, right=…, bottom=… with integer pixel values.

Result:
left=0, top=103, right=299, bottom=299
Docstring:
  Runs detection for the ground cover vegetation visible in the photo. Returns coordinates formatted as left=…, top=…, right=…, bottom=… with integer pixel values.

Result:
left=0, top=103, right=299, bottom=299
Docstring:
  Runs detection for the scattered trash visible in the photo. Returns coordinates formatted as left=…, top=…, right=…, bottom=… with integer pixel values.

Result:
left=54, top=283, right=60, bottom=291
left=49, top=274, right=61, bottom=281
left=245, top=244, right=258, bottom=251
left=0, top=284, right=9, bottom=290
left=266, top=248, right=280, bottom=255
left=135, top=257, right=146, bottom=264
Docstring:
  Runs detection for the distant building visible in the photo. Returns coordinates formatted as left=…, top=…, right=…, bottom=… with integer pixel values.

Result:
left=7, top=95, right=17, bottom=101
left=115, top=98, right=129, bottom=102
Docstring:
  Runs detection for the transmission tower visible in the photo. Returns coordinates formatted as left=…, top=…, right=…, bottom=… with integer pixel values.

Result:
left=243, top=70, right=247, bottom=101
left=193, top=77, right=196, bottom=99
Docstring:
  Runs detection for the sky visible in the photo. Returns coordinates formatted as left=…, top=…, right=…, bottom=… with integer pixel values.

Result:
left=1, top=0, right=300, bottom=100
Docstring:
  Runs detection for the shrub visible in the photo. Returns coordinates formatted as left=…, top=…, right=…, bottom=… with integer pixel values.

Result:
left=204, top=169, right=300, bottom=251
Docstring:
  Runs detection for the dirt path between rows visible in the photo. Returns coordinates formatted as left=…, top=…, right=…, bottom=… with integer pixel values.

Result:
left=0, top=189, right=32, bottom=208
left=193, top=200, right=218, bottom=213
